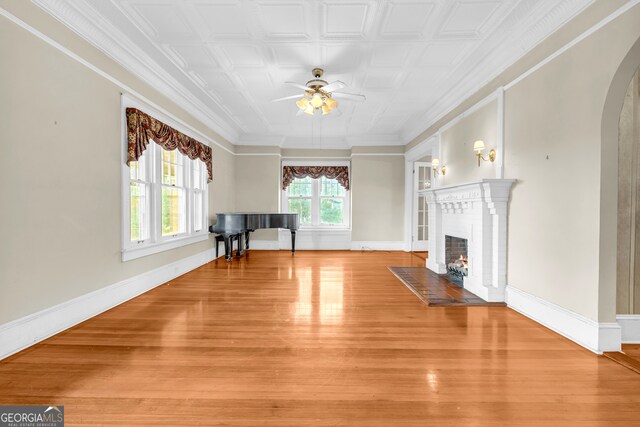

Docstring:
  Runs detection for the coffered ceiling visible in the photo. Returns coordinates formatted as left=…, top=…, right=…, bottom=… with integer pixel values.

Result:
left=35, top=0, right=593, bottom=148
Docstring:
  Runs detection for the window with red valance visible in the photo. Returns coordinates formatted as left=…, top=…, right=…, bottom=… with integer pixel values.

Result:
left=282, top=165, right=350, bottom=190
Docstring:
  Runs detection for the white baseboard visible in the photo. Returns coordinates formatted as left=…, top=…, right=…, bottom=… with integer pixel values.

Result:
left=248, top=240, right=280, bottom=250
left=617, top=315, right=640, bottom=343
left=506, top=286, right=621, bottom=354
left=0, top=248, right=217, bottom=361
left=350, top=241, right=405, bottom=251
left=279, top=229, right=351, bottom=250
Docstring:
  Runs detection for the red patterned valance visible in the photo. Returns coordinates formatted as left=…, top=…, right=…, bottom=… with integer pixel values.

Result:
left=282, top=166, right=350, bottom=191
left=126, top=108, right=213, bottom=182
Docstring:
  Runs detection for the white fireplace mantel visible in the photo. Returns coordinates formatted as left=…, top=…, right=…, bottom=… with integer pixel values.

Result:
left=423, top=179, right=515, bottom=302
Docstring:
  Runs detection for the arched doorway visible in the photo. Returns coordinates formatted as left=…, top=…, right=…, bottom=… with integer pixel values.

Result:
left=601, top=35, right=640, bottom=344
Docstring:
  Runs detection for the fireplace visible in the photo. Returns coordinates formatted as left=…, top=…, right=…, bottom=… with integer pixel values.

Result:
left=445, top=236, right=468, bottom=287
left=424, top=179, right=515, bottom=302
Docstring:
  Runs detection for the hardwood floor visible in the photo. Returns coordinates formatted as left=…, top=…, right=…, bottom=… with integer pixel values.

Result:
left=1, top=251, right=640, bottom=425
left=604, top=345, right=640, bottom=375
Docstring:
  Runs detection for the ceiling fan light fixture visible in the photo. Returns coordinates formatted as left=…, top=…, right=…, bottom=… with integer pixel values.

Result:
left=304, top=103, right=315, bottom=115
left=325, top=96, right=337, bottom=110
left=310, top=93, right=324, bottom=108
left=321, top=104, right=331, bottom=115
left=296, top=97, right=309, bottom=110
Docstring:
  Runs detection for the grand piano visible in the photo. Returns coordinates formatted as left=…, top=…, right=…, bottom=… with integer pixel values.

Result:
left=209, top=212, right=299, bottom=261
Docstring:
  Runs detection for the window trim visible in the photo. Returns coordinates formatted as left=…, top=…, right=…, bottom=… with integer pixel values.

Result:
left=121, top=94, right=209, bottom=262
left=280, top=160, right=351, bottom=230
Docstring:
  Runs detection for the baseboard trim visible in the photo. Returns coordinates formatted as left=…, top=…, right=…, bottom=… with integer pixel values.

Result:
left=506, top=286, right=621, bottom=354
left=0, top=248, right=217, bottom=361
left=617, top=315, right=640, bottom=344
left=248, top=240, right=280, bottom=250
left=279, top=230, right=352, bottom=250
left=351, top=241, right=405, bottom=251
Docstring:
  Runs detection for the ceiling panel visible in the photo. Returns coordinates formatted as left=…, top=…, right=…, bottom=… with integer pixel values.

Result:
left=120, top=2, right=197, bottom=42
left=417, top=41, right=470, bottom=67
left=257, top=2, right=312, bottom=39
left=439, top=1, right=503, bottom=37
left=219, top=45, right=266, bottom=68
left=188, top=2, right=252, bottom=39
left=380, top=1, right=435, bottom=38
left=164, top=44, right=220, bottom=70
left=37, top=0, right=594, bottom=148
left=370, top=44, right=414, bottom=68
left=322, top=2, right=373, bottom=38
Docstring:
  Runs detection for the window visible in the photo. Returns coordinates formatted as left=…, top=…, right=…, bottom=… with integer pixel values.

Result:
left=123, top=141, right=208, bottom=261
left=284, top=176, right=349, bottom=228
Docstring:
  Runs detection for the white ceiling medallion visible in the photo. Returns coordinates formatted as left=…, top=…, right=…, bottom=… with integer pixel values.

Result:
left=33, top=0, right=593, bottom=148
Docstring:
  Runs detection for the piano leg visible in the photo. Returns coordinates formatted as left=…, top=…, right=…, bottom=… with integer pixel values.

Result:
left=244, top=231, right=251, bottom=252
left=236, top=233, right=243, bottom=257
left=291, top=230, right=296, bottom=255
left=224, top=235, right=232, bottom=261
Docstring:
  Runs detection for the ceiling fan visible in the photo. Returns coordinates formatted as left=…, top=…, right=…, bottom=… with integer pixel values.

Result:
left=271, top=68, right=366, bottom=116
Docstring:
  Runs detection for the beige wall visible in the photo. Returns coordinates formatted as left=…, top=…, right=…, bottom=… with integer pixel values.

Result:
left=234, top=155, right=281, bottom=240
left=0, top=4, right=235, bottom=325
left=503, top=5, right=640, bottom=322
left=233, top=148, right=406, bottom=242
left=351, top=156, right=405, bottom=242
left=440, top=100, right=498, bottom=186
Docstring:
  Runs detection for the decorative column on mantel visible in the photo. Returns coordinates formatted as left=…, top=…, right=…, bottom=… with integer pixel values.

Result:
left=423, top=179, right=515, bottom=302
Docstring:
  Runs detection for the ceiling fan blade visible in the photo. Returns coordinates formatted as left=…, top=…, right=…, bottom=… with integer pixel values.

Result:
left=271, top=94, right=302, bottom=102
left=332, top=92, right=366, bottom=102
left=321, top=80, right=346, bottom=93
left=285, top=81, right=312, bottom=92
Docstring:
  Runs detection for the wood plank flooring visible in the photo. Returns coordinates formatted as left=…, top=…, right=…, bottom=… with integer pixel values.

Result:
left=1, top=251, right=640, bottom=426
left=604, top=344, right=640, bottom=374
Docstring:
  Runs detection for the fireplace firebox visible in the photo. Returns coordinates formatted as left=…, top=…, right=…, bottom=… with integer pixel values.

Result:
left=445, top=235, right=468, bottom=287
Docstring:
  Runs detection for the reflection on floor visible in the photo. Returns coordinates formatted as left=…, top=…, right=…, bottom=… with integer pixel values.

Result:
left=1, top=251, right=639, bottom=425
left=388, top=266, right=505, bottom=307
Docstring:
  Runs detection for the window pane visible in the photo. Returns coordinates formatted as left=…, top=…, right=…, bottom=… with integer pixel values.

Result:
left=162, top=148, right=184, bottom=186
left=320, top=177, right=345, bottom=197
left=129, top=154, right=147, bottom=181
left=162, top=187, right=186, bottom=236
left=130, top=182, right=149, bottom=241
left=288, top=198, right=312, bottom=224
left=194, top=191, right=204, bottom=232
left=193, top=159, right=204, bottom=190
left=289, top=177, right=312, bottom=197
left=320, top=198, right=344, bottom=225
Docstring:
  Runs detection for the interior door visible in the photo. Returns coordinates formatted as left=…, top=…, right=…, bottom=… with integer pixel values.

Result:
left=412, top=162, right=431, bottom=251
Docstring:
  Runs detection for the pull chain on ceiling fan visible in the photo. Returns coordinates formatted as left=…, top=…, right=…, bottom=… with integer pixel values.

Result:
left=272, top=68, right=366, bottom=116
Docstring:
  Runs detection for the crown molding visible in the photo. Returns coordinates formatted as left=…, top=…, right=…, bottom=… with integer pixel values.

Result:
left=32, top=0, right=241, bottom=144
left=22, top=0, right=606, bottom=150
left=235, top=133, right=404, bottom=148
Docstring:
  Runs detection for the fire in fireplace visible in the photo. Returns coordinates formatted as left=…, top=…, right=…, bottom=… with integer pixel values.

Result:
left=445, top=235, right=468, bottom=287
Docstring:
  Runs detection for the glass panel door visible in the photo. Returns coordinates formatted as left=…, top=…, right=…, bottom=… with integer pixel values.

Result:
left=413, top=162, right=431, bottom=251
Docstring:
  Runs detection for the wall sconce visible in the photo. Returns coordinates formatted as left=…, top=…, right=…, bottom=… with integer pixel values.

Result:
left=473, top=140, right=496, bottom=167
left=432, top=158, right=446, bottom=176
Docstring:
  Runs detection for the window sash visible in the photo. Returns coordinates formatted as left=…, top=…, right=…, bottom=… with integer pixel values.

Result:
left=124, top=141, right=208, bottom=257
